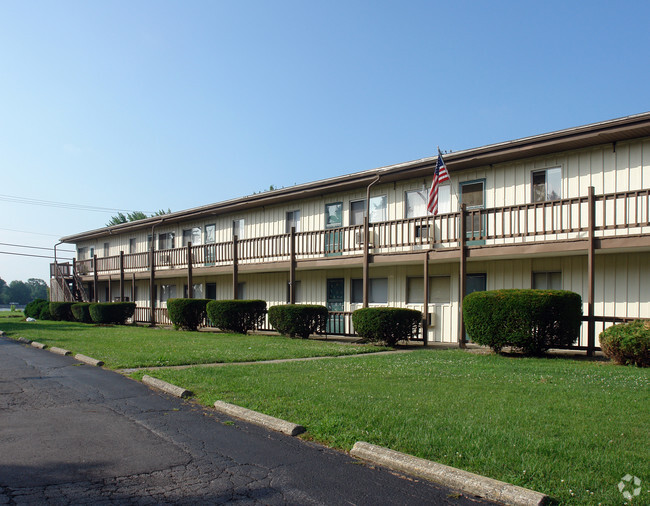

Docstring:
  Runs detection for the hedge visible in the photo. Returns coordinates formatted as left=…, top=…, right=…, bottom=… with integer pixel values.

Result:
left=463, top=289, right=582, bottom=355
left=167, top=298, right=211, bottom=331
left=71, top=303, right=93, bottom=323
left=268, top=304, right=328, bottom=338
left=24, top=299, right=49, bottom=319
left=352, top=307, right=421, bottom=346
left=49, top=302, right=76, bottom=322
left=206, top=300, right=267, bottom=334
left=89, top=302, right=136, bottom=325
left=599, top=320, right=649, bottom=367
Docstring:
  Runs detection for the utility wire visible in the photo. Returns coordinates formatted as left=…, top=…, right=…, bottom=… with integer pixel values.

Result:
left=0, top=251, right=73, bottom=260
left=0, top=242, right=75, bottom=252
left=0, top=227, right=62, bottom=238
left=0, top=194, right=155, bottom=215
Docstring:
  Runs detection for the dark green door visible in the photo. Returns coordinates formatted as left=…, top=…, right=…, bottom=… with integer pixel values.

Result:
left=326, top=278, right=344, bottom=333
left=325, top=202, right=343, bottom=256
left=465, top=273, right=486, bottom=342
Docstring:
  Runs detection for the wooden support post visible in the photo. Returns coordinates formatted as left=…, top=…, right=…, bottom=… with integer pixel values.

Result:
left=149, top=238, right=156, bottom=326
left=187, top=242, right=193, bottom=298
left=289, top=226, right=296, bottom=304
left=72, top=258, right=78, bottom=300
left=108, top=276, right=112, bottom=302
left=459, top=204, right=467, bottom=349
left=362, top=215, right=370, bottom=308
left=93, top=254, right=98, bottom=303
left=233, top=235, right=239, bottom=299
left=423, top=250, right=429, bottom=346
left=587, top=186, right=596, bottom=356
left=132, top=272, right=136, bottom=304
left=119, top=251, right=125, bottom=302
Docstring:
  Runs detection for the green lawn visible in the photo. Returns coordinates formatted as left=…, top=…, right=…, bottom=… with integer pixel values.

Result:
left=135, top=350, right=650, bottom=505
left=0, top=318, right=389, bottom=369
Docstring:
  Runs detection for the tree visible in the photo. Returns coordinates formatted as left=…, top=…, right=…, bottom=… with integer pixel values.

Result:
left=106, top=209, right=170, bottom=227
left=0, top=277, right=7, bottom=304
left=7, top=280, right=31, bottom=305
left=27, top=278, right=48, bottom=300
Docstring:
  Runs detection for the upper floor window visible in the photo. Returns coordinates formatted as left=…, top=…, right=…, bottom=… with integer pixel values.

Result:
left=406, top=187, right=451, bottom=217
left=158, top=232, right=175, bottom=250
left=286, top=210, right=301, bottom=233
left=532, top=167, right=561, bottom=202
left=349, top=196, right=387, bottom=225
left=129, top=238, right=136, bottom=254
left=182, top=227, right=202, bottom=247
left=103, top=242, right=110, bottom=257
left=77, top=247, right=87, bottom=260
left=233, top=219, right=244, bottom=239
left=205, top=224, right=216, bottom=244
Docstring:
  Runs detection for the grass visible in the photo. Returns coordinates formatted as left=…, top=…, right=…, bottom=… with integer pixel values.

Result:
left=0, top=318, right=390, bottom=369
left=134, top=350, right=650, bottom=505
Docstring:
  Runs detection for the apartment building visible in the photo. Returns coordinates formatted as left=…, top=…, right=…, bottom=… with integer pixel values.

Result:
left=51, top=112, right=650, bottom=353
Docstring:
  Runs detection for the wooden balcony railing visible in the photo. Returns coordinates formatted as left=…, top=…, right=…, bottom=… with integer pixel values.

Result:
left=65, top=188, right=649, bottom=277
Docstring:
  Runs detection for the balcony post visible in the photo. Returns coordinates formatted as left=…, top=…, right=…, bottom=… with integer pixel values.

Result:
left=132, top=272, right=136, bottom=305
left=423, top=250, right=429, bottom=346
left=93, top=254, right=98, bottom=303
left=119, top=251, right=125, bottom=302
left=72, top=258, right=78, bottom=300
left=108, top=275, right=112, bottom=302
left=187, top=242, right=193, bottom=298
left=459, top=204, right=467, bottom=349
left=363, top=215, right=370, bottom=308
left=587, top=186, right=596, bottom=356
left=289, top=227, right=296, bottom=304
left=149, top=239, right=156, bottom=326
left=233, top=235, right=239, bottom=299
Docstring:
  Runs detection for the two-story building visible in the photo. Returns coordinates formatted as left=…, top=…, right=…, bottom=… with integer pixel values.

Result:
left=52, top=112, right=650, bottom=353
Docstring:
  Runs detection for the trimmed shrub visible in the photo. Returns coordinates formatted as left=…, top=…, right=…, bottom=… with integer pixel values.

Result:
left=49, top=302, right=76, bottom=321
left=25, top=298, right=49, bottom=319
left=206, top=300, right=267, bottom=334
left=71, top=303, right=93, bottom=323
left=89, top=302, right=136, bottom=325
left=167, top=298, right=211, bottom=331
left=352, top=307, right=421, bottom=346
left=39, top=304, right=53, bottom=320
left=599, top=320, right=650, bottom=367
left=463, top=289, right=582, bottom=355
left=268, top=304, right=328, bottom=338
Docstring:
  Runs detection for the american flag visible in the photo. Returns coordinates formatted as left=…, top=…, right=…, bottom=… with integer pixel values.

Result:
left=427, top=150, right=450, bottom=215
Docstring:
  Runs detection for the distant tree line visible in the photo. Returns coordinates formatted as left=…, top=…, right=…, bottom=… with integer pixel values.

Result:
left=106, top=209, right=172, bottom=227
left=0, top=277, right=48, bottom=305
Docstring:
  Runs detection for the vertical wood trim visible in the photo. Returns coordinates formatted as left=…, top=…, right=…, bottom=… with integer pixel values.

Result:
left=587, top=186, right=596, bottom=355
left=187, top=241, right=193, bottom=298
left=132, top=272, right=136, bottom=305
left=363, top=215, right=369, bottom=308
left=423, top=250, right=429, bottom=346
left=233, top=235, right=239, bottom=299
left=149, top=239, right=155, bottom=326
left=93, top=254, right=98, bottom=303
left=289, top=226, right=296, bottom=304
left=108, top=276, right=112, bottom=302
left=459, top=204, right=467, bottom=348
left=119, top=251, right=125, bottom=302
left=72, top=258, right=77, bottom=301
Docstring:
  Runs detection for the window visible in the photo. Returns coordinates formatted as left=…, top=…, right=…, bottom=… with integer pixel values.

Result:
left=286, top=210, right=301, bottom=233
left=184, top=283, right=204, bottom=298
left=349, top=196, right=387, bottom=225
left=236, top=282, right=246, bottom=300
left=182, top=227, right=202, bottom=247
left=351, top=278, right=388, bottom=304
left=147, top=234, right=152, bottom=251
left=406, top=276, right=451, bottom=304
left=286, top=280, right=302, bottom=303
left=233, top=219, right=244, bottom=239
left=206, top=282, right=217, bottom=300
left=532, top=271, right=562, bottom=290
left=159, top=284, right=177, bottom=302
left=77, top=247, right=87, bottom=260
left=532, top=167, right=561, bottom=202
left=405, top=190, right=428, bottom=219
left=205, top=224, right=216, bottom=244
left=129, top=238, right=136, bottom=254
left=350, top=200, right=365, bottom=225
left=103, top=242, right=110, bottom=257
left=158, top=232, right=175, bottom=250
left=89, top=247, right=94, bottom=258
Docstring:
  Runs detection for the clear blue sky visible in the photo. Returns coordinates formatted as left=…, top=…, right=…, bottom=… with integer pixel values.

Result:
left=2, top=0, right=649, bottom=283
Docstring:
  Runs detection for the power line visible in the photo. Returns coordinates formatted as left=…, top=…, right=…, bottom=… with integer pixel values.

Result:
left=0, top=242, right=75, bottom=253
left=0, top=227, right=62, bottom=238
left=0, top=194, right=155, bottom=215
left=0, top=251, right=73, bottom=260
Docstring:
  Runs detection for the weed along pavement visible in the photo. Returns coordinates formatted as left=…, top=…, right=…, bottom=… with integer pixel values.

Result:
left=0, top=337, right=494, bottom=505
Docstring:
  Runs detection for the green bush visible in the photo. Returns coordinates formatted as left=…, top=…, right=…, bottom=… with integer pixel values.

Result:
left=599, top=320, right=650, bottom=367
left=49, top=302, right=76, bottom=321
left=89, top=302, right=136, bottom=325
left=463, top=289, right=582, bottom=355
left=167, top=298, right=211, bottom=331
left=39, top=304, right=53, bottom=320
left=206, top=300, right=267, bottom=334
left=352, top=307, right=421, bottom=346
left=25, top=298, right=49, bottom=319
left=268, top=304, right=328, bottom=338
left=71, top=303, right=93, bottom=323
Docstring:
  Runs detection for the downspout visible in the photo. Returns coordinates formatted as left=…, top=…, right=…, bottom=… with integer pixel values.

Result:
left=363, top=175, right=381, bottom=308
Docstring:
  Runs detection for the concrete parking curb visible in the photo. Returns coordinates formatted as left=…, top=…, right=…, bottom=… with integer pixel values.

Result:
left=350, top=442, right=550, bottom=506
left=213, top=400, right=306, bottom=437
left=0, top=331, right=5, bottom=337
left=142, top=375, right=192, bottom=398
left=17, top=337, right=32, bottom=344
left=31, top=341, right=47, bottom=349
left=50, top=347, right=72, bottom=356
left=75, top=354, right=104, bottom=367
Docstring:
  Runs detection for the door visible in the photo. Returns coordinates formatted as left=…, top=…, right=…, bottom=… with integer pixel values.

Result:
left=325, top=202, right=343, bottom=256
left=465, top=273, right=487, bottom=342
left=326, top=278, right=344, bottom=333
left=460, top=180, right=485, bottom=245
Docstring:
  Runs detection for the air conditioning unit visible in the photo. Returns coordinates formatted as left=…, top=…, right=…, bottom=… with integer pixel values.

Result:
left=354, top=231, right=364, bottom=245
left=428, top=312, right=435, bottom=327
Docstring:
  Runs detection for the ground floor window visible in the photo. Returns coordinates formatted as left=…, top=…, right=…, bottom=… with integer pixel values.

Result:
left=286, top=280, right=302, bottom=303
left=206, top=282, right=217, bottom=299
left=184, top=283, right=204, bottom=298
left=407, top=276, right=451, bottom=304
left=159, top=284, right=176, bottom=302
left=351, top=278, right=388, bottom=304
left=532, top=271, right=561, bottom=290
left=236, top=282, right=246, bottom=300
